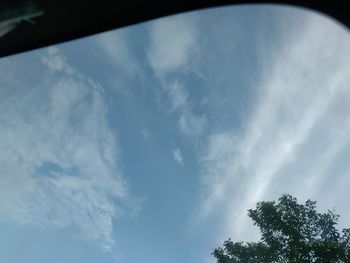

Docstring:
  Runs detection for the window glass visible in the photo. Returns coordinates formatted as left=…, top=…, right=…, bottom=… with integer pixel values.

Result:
left=0, top=4, right=349, bottom=263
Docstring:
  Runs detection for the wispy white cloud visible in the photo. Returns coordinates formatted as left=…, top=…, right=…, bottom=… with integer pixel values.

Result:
left=95, top=29, right=139, bottom=75
left=147, top=15, right=198, bottom=77
left=41, top=46, right=70, bottom=72
left=198, top=11, right=350, bottom=242
left=147, top=14, right=207, bottom=138
left=179, top=109, right=207, bottom=138
left=166, top=81, right=207, bottom=137
left=141, top=128, right=150, bottom=141
left=167, top=82, right=189, bottom=113
left=173, top=148, right=184, bottom=167
left=0, top=47, right=138, bottom=251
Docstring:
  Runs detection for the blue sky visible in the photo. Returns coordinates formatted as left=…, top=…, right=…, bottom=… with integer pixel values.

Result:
left=1, top=4, right=350, bottom=263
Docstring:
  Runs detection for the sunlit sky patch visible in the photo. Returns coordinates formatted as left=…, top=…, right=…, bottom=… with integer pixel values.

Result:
left=0, top=4, right=350, bottom=263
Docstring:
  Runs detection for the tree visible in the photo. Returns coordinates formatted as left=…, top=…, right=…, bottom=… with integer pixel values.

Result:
left=212, top=194, right=350, bottom=263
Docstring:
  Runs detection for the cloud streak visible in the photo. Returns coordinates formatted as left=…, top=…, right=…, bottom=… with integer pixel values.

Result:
left=198, top=10, right=350, bottom=242
left=95, top=29, right=139, bottom=75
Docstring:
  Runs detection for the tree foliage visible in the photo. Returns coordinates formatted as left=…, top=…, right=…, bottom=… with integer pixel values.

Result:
left=213, top=194, right=350, bottom=263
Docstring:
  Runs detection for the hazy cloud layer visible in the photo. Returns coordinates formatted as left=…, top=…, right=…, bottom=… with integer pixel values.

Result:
left=0, top=48, right=136, bottom=250
left=199, top=11, right=350, bottom=241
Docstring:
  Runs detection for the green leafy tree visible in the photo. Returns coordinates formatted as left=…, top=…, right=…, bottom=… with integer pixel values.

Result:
left=213, top=194, right=350, bottom=263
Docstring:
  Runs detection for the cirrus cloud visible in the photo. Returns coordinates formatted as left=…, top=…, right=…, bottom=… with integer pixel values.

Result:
left=198, top=9, right=350, bottom=242
left=0, top=47, right=138, bottom=251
